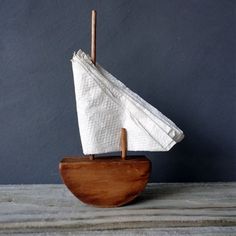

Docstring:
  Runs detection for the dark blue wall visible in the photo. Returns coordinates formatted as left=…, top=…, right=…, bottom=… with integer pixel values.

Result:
left=0, top=0, right=235, bottom=183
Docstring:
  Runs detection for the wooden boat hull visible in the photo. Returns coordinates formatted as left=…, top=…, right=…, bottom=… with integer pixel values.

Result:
left=59, top=156, right=151, bottom=207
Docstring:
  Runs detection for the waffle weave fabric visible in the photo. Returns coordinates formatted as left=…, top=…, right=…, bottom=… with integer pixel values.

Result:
left=71, top=50, right=184, bottom=155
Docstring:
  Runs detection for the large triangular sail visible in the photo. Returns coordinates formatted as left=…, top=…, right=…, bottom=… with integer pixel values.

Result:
left=71, top=50, right=184, bottom=155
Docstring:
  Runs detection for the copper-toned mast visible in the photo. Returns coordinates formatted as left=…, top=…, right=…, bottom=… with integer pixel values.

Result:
left=89, top=10, right=97, bottom=160
left=121, top=128, right=127, bottom=160
left=89, top=10, right=127, bottom=161
left=91, top=10, right=96, bottom=64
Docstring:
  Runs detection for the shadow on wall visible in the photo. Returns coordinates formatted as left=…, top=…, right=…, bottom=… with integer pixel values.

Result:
left=149, top=116, right=235, bottom=182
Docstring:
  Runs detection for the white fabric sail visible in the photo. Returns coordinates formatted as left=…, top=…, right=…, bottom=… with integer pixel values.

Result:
left=71, top=50, right=184, bottom=155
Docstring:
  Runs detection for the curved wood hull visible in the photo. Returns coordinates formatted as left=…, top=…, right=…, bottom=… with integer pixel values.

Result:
left=59, top=156, right=151, bottom=207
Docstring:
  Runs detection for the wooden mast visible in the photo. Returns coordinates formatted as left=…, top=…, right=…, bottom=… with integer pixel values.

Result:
left=91, top=10, right=96, bottom=64
left=90, top=10, right=96, bottom=160
left=121, top=128, right=127, bottom=160
left=89, top=10, right=127, bottom=161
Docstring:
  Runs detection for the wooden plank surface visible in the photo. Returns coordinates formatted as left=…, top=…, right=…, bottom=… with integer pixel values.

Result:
left=0, top=183, right=235, bottom=235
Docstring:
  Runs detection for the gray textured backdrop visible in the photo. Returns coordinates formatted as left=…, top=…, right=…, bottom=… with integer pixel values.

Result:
left=0, top=0, right=235, bottom=184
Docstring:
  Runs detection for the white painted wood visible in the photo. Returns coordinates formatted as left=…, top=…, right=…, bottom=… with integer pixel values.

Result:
left=0, top=183, right=235, bottom=235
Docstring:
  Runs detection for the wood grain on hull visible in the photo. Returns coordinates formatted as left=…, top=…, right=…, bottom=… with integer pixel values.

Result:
left=59, top=156, right=151, bottom=207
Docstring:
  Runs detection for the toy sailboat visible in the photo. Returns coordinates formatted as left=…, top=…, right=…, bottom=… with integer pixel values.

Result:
left=59, top=10, right=184, bottom=207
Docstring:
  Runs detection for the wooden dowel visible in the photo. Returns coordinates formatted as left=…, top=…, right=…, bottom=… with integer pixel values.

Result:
left=121, top=128, right=127, bottom=160
left=90, top=10, right=96, bottom=161
left=91, top=10, right=96, bottom=64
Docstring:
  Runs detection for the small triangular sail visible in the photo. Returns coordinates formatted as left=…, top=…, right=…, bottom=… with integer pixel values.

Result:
left=71, top=50, right=184, bottom=155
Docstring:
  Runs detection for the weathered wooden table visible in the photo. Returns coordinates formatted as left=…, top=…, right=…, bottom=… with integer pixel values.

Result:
left=0, top=183, right=235, bottom=235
